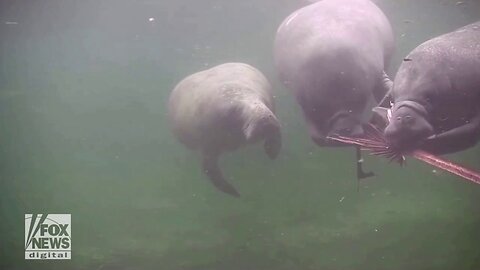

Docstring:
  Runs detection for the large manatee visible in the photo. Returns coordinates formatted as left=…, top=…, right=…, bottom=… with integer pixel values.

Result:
left=375, top=22, right=480, bottom=155
left=274, top=0, right=393, bottom=179
left=168, top=63, right=281, bottom=197
left=274, top=0, right=394, bottom=145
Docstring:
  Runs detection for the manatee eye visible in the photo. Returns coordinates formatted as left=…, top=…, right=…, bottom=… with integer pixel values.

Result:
left=404, top=115, right=414, bottom=125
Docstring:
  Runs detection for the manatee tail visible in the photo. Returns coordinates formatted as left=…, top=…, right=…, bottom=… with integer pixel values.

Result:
left=201, top=152, right=240, bottom=197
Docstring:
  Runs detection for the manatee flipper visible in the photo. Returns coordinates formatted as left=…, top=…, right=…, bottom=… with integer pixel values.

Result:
left=421, top=113, right=480, bottom=154
left=370, top=106, right=390, bottom=130
left=201, top=151, right=240, bottom=197
left=375, top=71, right=394, bottom=107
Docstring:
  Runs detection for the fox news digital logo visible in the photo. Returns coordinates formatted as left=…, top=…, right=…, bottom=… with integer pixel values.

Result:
left=25, top=214, right=71, bottom=260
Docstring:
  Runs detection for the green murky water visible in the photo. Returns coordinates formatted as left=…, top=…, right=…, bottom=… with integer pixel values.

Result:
left=1, top=0, right=479, bottom=269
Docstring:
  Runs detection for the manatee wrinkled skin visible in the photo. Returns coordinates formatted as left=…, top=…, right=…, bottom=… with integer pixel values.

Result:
left=168, top=63, right=281, bottom=197
left=274, top=0, right=394, bottom=146
left=377, top=21, right=480, bottom=154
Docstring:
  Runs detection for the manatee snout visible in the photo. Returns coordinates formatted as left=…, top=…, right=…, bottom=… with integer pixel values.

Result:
left=384, top=106, right=434, bottom=150
left=313, top=114, right=364, bottom=147
left=244, top=112, right=279, bottom=140
left=328, top=122, right=364, bottom=138
left=262, top=116, right=282, bottom=160
left=264, top=133, right=281, bottom=159
left=244, top=111, right=282, bottom=159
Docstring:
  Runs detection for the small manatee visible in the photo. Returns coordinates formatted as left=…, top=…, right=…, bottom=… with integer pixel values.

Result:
left=168, top=63, right=281, bottom=197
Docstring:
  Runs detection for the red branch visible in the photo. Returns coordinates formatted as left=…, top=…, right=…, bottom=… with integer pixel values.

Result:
left=328, top=124, right=480, bottom=185
left=411, top=150, right=480, bottom=185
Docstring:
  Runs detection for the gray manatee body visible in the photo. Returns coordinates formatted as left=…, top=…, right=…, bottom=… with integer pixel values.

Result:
left=274, top=0, right=394, bottom=146
left=168, top=63, right=281, bottom=197
left=378, top=21, right=480, bottom=154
